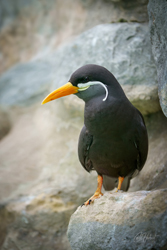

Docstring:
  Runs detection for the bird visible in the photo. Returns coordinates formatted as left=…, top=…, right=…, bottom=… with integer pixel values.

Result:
left=42, top=64, right=148, bottom=206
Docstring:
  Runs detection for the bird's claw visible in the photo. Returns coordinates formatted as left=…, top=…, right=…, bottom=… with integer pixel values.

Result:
left=81, top=199, right=92, bottom=207
left=81, top=192, right=103, bottom=206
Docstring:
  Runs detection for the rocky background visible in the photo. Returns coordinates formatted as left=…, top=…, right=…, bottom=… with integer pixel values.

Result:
left=0, top=0, right=167, bottom=249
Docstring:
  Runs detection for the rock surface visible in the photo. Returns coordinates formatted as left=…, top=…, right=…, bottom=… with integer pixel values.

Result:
left=129, top=111, right=167, bottom=192
left=0, top=23, right=159, bottom=114
left=0, top=103, right=96, bottom=203
left=0, top=103, right=96, bottom=249
left=0, top=0, right=148, bottom=74
left=148, top=0, right=167, bottom=117
left=0, top=193, right=74, bottom=250
left=67, top=189, right=167, bottom=250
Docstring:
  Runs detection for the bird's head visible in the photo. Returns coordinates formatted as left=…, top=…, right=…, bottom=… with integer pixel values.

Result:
left=41, top=64, right=111, bottom=105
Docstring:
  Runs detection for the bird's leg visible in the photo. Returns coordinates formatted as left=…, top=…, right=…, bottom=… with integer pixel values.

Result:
left=116, top=176, right=124, bottom=192
left=83, top=175, right=103, bottom=206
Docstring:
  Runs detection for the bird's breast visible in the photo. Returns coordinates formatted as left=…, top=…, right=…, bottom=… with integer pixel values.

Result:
left=88, top=134, right=138, bottom=177
left=84, top=96, right=131, bottom=136
left=83, top=97, right=140, bottom=176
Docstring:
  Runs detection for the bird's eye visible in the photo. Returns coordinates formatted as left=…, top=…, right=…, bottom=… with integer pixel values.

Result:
left=83, top=76, right=89, bottom=83
left=79, top=76, right=89, bottom=84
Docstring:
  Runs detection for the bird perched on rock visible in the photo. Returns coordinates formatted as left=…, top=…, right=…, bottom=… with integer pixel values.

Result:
left=42, top=64, right=148, bottom=205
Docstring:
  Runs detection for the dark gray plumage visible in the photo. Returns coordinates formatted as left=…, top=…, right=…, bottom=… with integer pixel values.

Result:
left=70, top=64, right=148, bottom=191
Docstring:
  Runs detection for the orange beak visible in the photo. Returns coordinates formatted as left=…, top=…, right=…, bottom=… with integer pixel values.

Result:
left=41, top=82, right=78, bottom=105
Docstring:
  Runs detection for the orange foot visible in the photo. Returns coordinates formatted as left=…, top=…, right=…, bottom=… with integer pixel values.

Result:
left=116, top=176, right=124, bottom=192
left=82, top=175, right=103, bottom=206
left=83, top=191, right=103, bottom=206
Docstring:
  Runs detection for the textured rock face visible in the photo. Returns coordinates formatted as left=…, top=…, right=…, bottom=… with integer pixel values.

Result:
left=0, top=0, right=148, bottom=74
left=0, top=104, right=96, bottom=249
left=0, top=62, right=53, bottom=106
left=0, top=23, right=159, bottom=114
left=129, top=111, right=167, bottom=191
left=0, top=193, right=74, bottom=250
left=0, top=104, right=96, bottom=203
left=67, top=189, right=167, bottom=250
left=148, top=0, right=167, bottom=117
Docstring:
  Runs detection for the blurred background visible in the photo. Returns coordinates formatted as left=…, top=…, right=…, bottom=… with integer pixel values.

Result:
left=0, top=0, right=167, bottom=249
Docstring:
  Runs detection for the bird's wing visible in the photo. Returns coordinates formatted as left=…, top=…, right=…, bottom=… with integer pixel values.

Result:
left=78, top=125, right=94, bottom=172
left=133, top=109, right=148, bottom=172
left=103, top=109, right=148, bottom=192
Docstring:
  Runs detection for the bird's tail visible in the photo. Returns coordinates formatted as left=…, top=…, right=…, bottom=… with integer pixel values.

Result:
left=103, top=175, right=131, bottom=191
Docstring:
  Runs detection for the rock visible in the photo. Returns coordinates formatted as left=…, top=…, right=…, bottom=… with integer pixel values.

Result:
left=129, top=111, right=167, bottom=191
left=67, top=189, right=167, bottom=250
left=0, top=0, right=148, bottom=74
left=0, top=61, right=53, bottom=106
left=0, top=193, right=74, bottom=250
left=0, top=103, right=96, bottom=249
left=0, top=103, right=96, bottom=203
left=148, top=0, right=167, bottom=117
left=0, top=23, right=159, bottom=115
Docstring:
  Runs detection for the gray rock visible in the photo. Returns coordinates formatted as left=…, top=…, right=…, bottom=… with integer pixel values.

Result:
left=67, top=189, right=167, bottom=250
left=0, top=193, right=73, bottom=250
left=0, top=103, right=96, bottom=204
left=148, top=0, right=167, bottom=117
left=0, top=103, right=96, bottom=249
left=0, top=0, right=148, bottom=31
left=0, top=61, right=53, bottom=106
left=0, top=0, right=148, bottom=74
left=0, top=0, right=54, bottom=29
left=129, top=111, right=167, bottom=192
left=0, top=23, right=159, bottom=114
